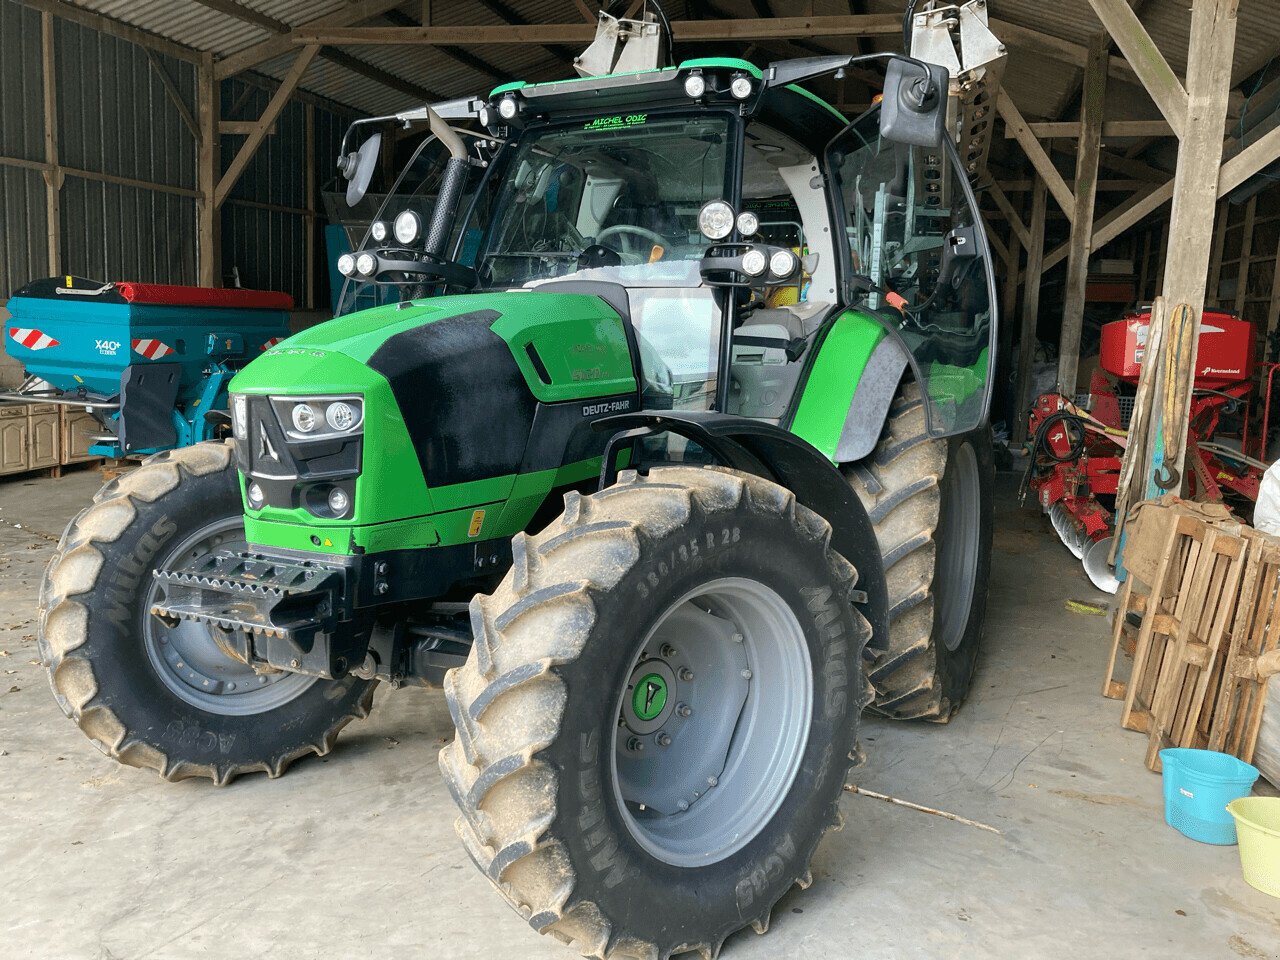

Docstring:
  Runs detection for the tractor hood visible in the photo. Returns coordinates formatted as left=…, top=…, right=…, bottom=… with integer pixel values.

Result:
left=227, top=290, right=638, bottom=554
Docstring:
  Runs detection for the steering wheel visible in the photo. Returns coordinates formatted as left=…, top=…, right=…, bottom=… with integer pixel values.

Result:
left=594, top=224, right=669, bottom=262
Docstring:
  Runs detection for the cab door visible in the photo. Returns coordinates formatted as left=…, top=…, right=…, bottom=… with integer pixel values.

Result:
left=826, top=110, right=997, bottom=436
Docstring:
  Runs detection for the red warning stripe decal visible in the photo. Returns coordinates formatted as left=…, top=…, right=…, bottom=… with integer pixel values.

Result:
left=132, top=338, right=176, bottom=360
left=261, top=337, right=284, bottom=350
left=8, top=327, right=61, bottom=350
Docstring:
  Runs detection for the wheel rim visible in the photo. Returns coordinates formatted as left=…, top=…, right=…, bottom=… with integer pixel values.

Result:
left=934, top=441, right=981, bottom=652
left=142, top=516, right=316, bottom=716
left=611, top=577, right=812, bottom=868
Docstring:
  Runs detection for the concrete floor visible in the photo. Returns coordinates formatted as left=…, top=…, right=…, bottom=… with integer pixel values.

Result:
left=1, top=467, right=1277, bottom=960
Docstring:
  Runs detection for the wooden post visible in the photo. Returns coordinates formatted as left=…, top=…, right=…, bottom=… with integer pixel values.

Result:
left=304, top=102, right=316, bottom=311
left=997, top=211, right=1023, bottom=427
left=196, top=52, right=220, bottom=287
left=1058, top=32, right=1109, bottom=397
left=1138, top=227, right=1153, bottom=302
left=1159, top=0, right=1239, bottom=481
left=1208, top=198, right=1229, bottom=306
left=1012, top=176, right=1048, bottom=446
left=40, top=11, right=61, bottom=275
left=1234, top=194, right=1257, bottom=316
left=1267, top=231, right=1280, bottom=353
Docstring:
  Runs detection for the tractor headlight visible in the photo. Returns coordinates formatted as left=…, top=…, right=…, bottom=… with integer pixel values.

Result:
left=730, top=74, right=753, bottom=100
left=741, top=249, right=768, bottom=276
left=246, top=481, right=265, bottom=509
left=370, top=220, right=388, bottom=243
left=291, top=403, right=318, bottom=433
left=498, top=95, right=519, bottom=120
left=683, top=73, right=706, bottom=99
left=355, top=252, right=377, bottom=277
left=273, top=396, right=365, bottom=441
left=394, top=210, right=421, bottom=245
left=327, top=487, right=350, bottom=516
left=769, top=249, right=798, bottom=279
left=736, top=211, right=759, bottom=237
left=698, top=200, right=735, bottom=241
left=231, top=394, right=248, bottom=440
left=336, top=253, right=356, bottom=277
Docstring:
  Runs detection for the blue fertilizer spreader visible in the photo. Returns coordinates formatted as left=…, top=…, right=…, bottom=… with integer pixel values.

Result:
left=4, top=276, right=292, bottom=457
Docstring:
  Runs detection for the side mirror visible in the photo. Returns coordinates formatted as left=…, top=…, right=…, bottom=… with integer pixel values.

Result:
left=879, top=58, right=948, bottom=148
left=338, top=132, right=382, bottom=207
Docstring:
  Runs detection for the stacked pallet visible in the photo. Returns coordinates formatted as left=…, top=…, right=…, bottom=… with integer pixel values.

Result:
left=1103, top=498, right=1280, bottom=776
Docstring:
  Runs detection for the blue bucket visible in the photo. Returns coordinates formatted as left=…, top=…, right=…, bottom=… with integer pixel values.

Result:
left=1160, top=748, right=1259, bottom=845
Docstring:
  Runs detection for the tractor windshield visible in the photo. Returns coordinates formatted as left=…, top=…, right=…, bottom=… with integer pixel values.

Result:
left=828, top=109, right=997, bottom=436
left=477, top=114, right=732, bottom=288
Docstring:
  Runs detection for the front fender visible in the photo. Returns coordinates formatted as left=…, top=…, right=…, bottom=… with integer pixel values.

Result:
left=596, top=410, right=888, bottom=648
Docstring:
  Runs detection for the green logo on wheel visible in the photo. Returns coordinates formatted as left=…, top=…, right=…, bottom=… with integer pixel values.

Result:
left=633, top=673, right=668, bottom=722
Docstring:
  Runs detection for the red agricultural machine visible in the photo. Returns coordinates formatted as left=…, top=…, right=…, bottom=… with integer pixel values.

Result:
left=1024, top=307, right=1276, bottom=592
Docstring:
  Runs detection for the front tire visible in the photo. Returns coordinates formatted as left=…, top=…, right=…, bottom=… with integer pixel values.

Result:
left=38, top=440, right=376, bottom=784
left=846, top=381, right=994, bottom=721
left=440, top=467, right=871, bottom=958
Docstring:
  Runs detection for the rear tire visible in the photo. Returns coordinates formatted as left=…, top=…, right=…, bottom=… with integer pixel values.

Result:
left=846, top=381, right=993, bottom=721
left=440, top=466, right=871, bottom=958
left=38, top=441, right=376, bottom=784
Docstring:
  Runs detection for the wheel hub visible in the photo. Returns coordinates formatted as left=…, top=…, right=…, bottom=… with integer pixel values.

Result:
left=611, top=578, right=812, bottom=867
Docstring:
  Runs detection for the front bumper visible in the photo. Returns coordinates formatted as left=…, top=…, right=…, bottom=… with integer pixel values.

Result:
left=150, top=537, right=512, bottom=678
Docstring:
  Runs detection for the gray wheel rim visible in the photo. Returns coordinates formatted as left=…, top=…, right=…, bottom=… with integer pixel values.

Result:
left=611, top=577, right=813, bottom=868
left=142, top=516, right=316, bottom=716
left=935, top=440, right=980, bottom=652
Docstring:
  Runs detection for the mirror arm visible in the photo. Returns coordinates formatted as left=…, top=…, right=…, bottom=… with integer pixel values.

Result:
left=763, top=52, right=939, bottom=91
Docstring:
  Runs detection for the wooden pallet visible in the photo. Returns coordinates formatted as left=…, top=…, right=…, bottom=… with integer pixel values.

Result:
left=1203, top=533, right=1280, bottom=764
left=1102, top=512, right=1205, bottom=737
left=1143, top=527, right=1249, bottom=770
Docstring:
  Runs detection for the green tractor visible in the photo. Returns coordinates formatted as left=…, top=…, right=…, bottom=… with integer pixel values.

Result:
left=40, top=48, right=995, bottom=958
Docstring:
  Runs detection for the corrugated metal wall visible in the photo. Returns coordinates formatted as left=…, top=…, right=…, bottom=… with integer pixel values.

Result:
left=0, top=0, right=348, bottom=308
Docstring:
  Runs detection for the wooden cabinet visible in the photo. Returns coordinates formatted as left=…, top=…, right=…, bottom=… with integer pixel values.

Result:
left=28, top=404, right=60, bottom=469
left=0, top=402, right=104, bottom=476
left=60, top=407, right=100, bottom=464
left=0, top=406, right=27, bottom=473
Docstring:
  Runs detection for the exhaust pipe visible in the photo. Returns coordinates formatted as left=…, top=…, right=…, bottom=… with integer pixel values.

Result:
left=422, top=106, right=469, bottom=259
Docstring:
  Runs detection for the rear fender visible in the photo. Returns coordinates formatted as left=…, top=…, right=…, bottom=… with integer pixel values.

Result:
left=596, top=410, right=888, bottom=647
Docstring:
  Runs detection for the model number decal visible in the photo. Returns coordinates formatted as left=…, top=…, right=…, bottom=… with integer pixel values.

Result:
left=582, top=399, right=633, bottom=417
left=95, top=339, right=121, bottom=355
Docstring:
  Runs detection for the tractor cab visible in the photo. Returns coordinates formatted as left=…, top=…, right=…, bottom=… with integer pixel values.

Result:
left=335, top=55, right=995, bottom=439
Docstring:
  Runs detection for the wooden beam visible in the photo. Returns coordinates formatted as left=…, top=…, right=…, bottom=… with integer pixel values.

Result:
left=215, top=45, right=320, bottom=208
left=318, top=47, right=442, bottom=102
left=1208, top=198, right=1229, bottom=304
left=219, top=120, right=276, bottom=136
left=1159, top=0, right=1238, bottom=482
left=998, top=91, right=1076, bottom=221
left=573, top=0, right=597, bottom=21
left=1009, top=120, right=1175, bottom=139
left=1012, top=177, right=1049, bottom=446
left=196, top=53, right=219, bottom=286
left=1267, top=230, right=1280, bottom=347
left=982, top=211, right=1012, bottom=271
left=987, top=180, right=1032, bottom=249
left=40, top=10, right=60, bottom=275
left=17, top=0, right=201, bottom=65
left=145, top=50, right=201, bottom=143
left=1220, top=123, right=1280, bottom=193
left=1234, top=195, right=1257, bottom=315
left=289, top=14, right=904, bottom=45
left=214, top=0, right=404, bottom=79
left=1059, top=33, right=1110, bottom=396
left=1087, top=0, right=1188, bottom=139
left=0, top=154, right=199, bottom=198
left=190, top=0, right=289, bottom=33
left=989, top=18, right=1138, bottom=86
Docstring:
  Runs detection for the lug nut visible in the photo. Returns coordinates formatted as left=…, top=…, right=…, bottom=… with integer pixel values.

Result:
left=679, top=667, right=694, bottom=682
left=677, top=703, right=692, bottom=718
left=657, top=733, right=672, bottom=747
left=627, top=737, right=645, bottom=753
left=741, top=669, right=752, bottom=680
left=732, top=633, right=743, bottom=643
left=707, top=776, right=718, bottom=787
left=676, top=799, right=689, bottom=812
left=659, top=643, right=677, bottom=659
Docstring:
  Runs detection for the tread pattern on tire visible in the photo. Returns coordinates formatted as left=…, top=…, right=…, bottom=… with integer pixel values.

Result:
left=439, top=466, right=871, bottom=960
left=845, top=382, right=952, bottom=721
left=37, top=440, right=375, bottom=785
